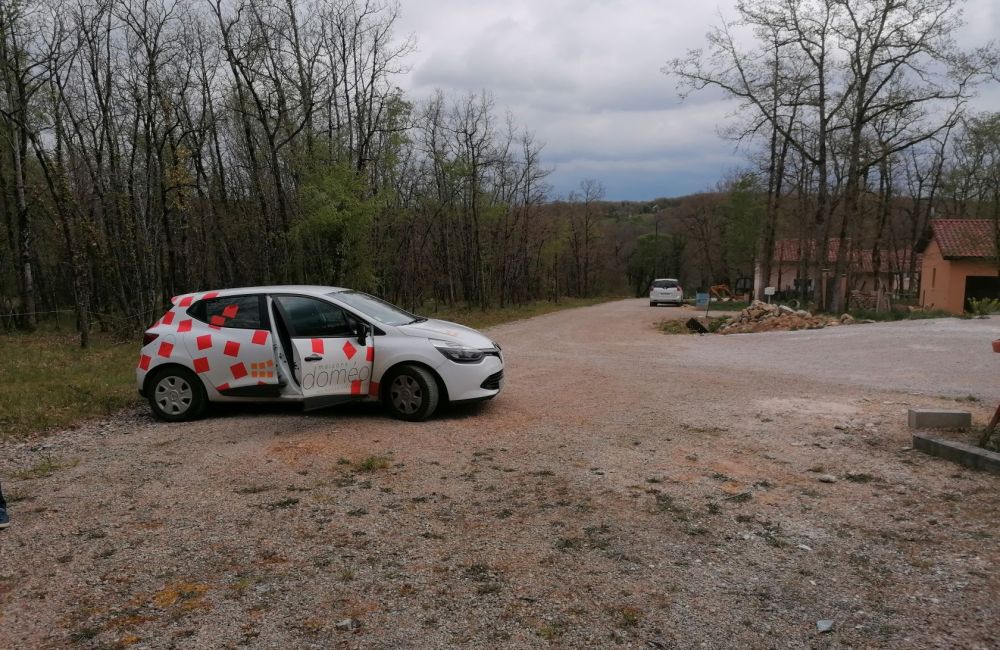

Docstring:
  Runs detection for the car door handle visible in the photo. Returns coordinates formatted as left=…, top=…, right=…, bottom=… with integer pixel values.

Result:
left=304, top=354, right=323, bottom=362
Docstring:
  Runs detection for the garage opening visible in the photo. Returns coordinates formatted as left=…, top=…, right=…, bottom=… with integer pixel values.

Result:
left=964, top=275, right=1000, bottom=310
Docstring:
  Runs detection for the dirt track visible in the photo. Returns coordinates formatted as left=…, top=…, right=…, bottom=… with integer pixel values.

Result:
left=2, top=299, right=999, bottom=649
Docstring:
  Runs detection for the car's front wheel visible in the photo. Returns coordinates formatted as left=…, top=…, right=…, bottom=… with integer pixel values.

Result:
left=147, top=366, right=207, bottom=422
left=384, top=365, right=440, bottom=421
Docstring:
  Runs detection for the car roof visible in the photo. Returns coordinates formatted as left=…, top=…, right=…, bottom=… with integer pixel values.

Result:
left=652, top=278, right=679, bottom=282
left=177, top=285, right=348, bottom=299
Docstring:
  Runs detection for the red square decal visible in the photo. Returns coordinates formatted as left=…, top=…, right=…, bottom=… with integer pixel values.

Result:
left=311, top=339, right=324, bottom=354
left=157, top=341, right=174, bottom=358
left=138, top=354, right=151, bottom=370
left=342, top=341, right=357, bottom=360
left=162, top=311, right=175, bottom=325
left=369, top=381, right=379, bottom=396
left=222, top=304, right=239, bottom=318
left=193, top=357, right=210, bottom=373
left=177, top=319, right=192, bottom=333
left=366, top=346, right=374, bottom=362
left=216, top=383, right=230, bottom=392
left=230, top=362, right=248, bottom=380
left=202, top=291, right=219, bottom=300
left=224, top=341, right=240, bottom=357
left=251, top=330, right=269, bottom=345
left=351, top=380, right=362, bottom=395
left=210, top=315, right=226, bottom=327
left=197, top=334, right=212, bottom=350
left=178, top=296, right=193, bottom=307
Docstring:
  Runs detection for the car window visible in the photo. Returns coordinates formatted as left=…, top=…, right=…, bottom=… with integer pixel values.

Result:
left=652, top=280, right=678, bottom=289
left=330, top=290, right=416, bottom=326
left=191, top=295, right=263, bottom=329
left=276, top=295, right=354, bottom=338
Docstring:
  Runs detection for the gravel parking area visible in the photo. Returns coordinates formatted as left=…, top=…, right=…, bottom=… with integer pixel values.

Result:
left=2, top=299, right=998, bottom=649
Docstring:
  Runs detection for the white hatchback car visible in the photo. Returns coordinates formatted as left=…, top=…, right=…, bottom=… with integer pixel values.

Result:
left=649, top=278, right=684, bottom=306
left=136, top=286, right=504, bottom=422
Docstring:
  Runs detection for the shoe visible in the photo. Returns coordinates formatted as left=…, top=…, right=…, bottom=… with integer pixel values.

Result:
left=0, top=508, right=9, bottom=529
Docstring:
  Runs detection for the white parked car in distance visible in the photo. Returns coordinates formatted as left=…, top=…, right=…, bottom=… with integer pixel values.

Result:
left=136, top=286, right=504, bottom=422
left=649, top=278, right=684, bottom=306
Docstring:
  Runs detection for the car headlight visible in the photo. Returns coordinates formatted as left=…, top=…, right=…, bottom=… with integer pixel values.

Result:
left=430, top=339, right=486, bottom=363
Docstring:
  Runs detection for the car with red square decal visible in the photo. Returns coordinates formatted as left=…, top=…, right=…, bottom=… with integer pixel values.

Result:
left=137, top=286, right=504, bottom=422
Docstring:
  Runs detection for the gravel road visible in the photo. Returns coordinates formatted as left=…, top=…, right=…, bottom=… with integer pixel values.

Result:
left=2, top=299, right=998, bottom=649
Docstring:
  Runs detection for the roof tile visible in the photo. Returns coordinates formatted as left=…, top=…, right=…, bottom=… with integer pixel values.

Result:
left=930, top=219, right=996, bottom=259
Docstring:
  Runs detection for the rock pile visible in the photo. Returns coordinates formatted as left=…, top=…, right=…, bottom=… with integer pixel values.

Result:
left=717, top=301, right=851, bottom=335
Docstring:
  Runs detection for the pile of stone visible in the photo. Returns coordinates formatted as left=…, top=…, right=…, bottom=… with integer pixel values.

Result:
left=717, top=300, right=854, bottom=335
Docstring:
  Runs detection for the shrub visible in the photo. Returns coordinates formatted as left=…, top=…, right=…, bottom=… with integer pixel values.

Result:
left=968, top=297, right=1000, bottom=316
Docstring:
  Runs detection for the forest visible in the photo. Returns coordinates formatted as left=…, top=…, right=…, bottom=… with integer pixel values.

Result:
left=2, top=0, right=999, bottom=345
left=668, top=0, right=1000, bottom=312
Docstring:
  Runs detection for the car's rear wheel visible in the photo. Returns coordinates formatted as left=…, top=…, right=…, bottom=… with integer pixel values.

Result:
left=148, top=366, right=207, bottom=422
left=649, top=301, right=656, bottom=307
left=384, top=365, right=439, bottom=421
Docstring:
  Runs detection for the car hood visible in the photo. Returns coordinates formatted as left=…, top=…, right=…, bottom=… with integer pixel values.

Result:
left=397, top=318, right=495, bottom=348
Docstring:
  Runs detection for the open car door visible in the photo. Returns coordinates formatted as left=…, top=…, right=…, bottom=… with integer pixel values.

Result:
left=271, top=294, right=374, bottom=410
left=179, top=293, right=283, bottom=396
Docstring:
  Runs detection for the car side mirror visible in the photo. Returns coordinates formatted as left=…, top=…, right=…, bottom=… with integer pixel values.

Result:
left=355, top=321, right=367, bottom=346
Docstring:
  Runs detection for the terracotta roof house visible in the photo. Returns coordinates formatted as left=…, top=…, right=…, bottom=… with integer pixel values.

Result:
left=918, top=219, right=999, bottom=313
left=762, top=238, right=916, bottom=298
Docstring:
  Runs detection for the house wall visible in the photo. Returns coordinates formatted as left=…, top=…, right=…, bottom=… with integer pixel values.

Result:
left=767, top=262, right=802, bottom=292
left=920, top=239, right=998, bottom=313
left=766, top=263, right=906, bottom=295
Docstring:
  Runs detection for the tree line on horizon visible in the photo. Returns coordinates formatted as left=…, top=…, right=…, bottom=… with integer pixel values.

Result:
left=667, top=0, right=1000, bottom=312
left=0, top=0, right=635, bottom=345
left=3, top=0, right=1000, bottom=347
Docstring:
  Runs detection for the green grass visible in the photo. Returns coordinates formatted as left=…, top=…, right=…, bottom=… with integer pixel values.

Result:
left=846, top=306, right=955, bottom=322
left=11, top=453, right=79, bottom=479
left=417, top=296, right=623, bottom=329
left=696, top=300, right=749, bottom=312
left=659, top=316, right=730, bottom=335
left=357, top=455, right=390, bottom=472
left=0, top=326, right=139, bottom=439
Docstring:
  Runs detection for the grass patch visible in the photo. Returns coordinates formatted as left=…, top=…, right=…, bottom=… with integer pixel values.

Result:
left=659, top=320, right=691, bottom=335
left=417, top=296, right=623, bottom=330
left=0, top=325, right=139, bottom=439
left=234, top=484, right=274, bottom=495
left=610, top=605, right=643, bottom=629
left=538, top=620, right=567, bottom=640
left=357, top=455, right=390, bottom=472
left=695, top=300, right=749, bottom=312
left=266, top=497, right=300, bottom=510
left=12, top=454, right=79, bottom=480
left=846, top=306, right=955, bottom=322
left=659, top=316, right=729, bottom=335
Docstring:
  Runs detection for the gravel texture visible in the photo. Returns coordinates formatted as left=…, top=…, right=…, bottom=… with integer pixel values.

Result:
left=1, top=299, right=998, bottom=649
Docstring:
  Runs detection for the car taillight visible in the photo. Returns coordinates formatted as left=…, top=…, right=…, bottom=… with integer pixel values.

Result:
left=677, top=286, right=683, bottom=294
left=142, top=331, right=159, bottom=346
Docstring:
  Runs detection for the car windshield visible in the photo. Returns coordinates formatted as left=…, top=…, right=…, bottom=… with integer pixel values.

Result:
left=652, top=280, right=678, bottom=289
left=330, top=290, right=422, bottom=326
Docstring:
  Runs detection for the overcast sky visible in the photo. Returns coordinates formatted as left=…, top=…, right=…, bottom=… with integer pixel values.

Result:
left=393, top=0, right=1000, bottom=201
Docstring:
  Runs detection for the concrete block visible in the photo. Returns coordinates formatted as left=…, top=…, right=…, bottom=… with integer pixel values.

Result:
left=912, top=434, right=1000, bottom=475
left=907, top=409, right=971, bottom=429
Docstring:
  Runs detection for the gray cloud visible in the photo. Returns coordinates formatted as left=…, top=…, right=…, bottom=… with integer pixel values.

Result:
left=395, top=0, right=999, bottom=200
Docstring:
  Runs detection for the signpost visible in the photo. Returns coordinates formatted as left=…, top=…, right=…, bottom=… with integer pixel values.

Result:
left=764, top=286, right=775, bottom=304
